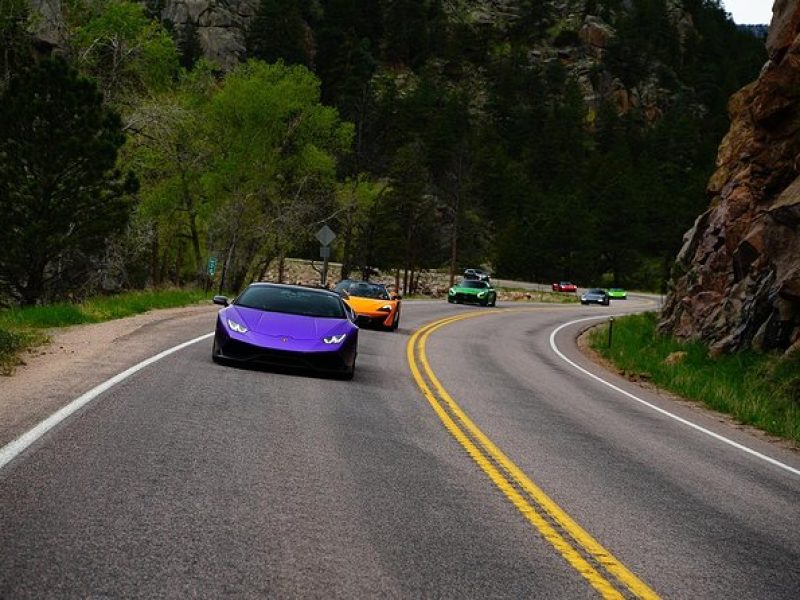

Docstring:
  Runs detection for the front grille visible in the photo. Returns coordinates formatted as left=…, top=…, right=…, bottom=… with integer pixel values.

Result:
left=219, top=337, right=349, bottom=371
left=453, top=293, right=481, bottom=303
left=358, top=315, right=388, bottom=327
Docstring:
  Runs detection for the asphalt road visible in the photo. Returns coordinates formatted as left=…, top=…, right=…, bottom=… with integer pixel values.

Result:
left=1, top=298, right=798, bottom=598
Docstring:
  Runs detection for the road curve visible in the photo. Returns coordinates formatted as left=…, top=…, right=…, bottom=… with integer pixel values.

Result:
left=1, top=298, right=798, bottom=598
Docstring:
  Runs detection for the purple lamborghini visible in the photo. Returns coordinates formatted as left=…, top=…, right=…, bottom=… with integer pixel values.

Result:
left=211, top=283, right=359, bottom=379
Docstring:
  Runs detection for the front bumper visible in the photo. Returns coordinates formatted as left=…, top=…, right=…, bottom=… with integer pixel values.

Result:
left=449, top=292, right=488, bottom=304
left=213, top=325, right=356, bottom=373
left=355, top=309, right=395, bottom=328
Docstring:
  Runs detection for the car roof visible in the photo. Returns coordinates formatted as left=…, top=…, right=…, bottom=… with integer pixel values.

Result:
left=246, top=282, right=342, bottom=299
left=336, top=279, right=387, bottom=288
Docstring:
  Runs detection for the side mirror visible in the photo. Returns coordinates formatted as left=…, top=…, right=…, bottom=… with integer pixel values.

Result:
left=391, top=293, right=402, bottom=300
left=212, top=295, right=229, bottom=306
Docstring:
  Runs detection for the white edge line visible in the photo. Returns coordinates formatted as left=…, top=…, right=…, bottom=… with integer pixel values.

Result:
left=0, top=332, right=214, bottom=472
left=549, top=316, right=800, bottom=478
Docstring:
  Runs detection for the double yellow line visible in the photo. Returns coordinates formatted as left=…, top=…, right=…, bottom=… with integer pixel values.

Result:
left=407, top=311, right=660, bottom=599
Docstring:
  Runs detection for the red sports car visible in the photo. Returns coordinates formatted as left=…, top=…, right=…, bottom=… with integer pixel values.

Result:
left=552, top=281, right=577, bottom=292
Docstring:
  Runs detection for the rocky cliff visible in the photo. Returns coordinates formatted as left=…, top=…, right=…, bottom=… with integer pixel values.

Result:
left=159, top=1, right=258, bottom=69
left=26, top=1, right=259, bottom=69
left=660, top=0, right=800, bottom=355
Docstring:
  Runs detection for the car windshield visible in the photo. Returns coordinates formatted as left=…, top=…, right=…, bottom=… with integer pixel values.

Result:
left=459, top=280, right=488, bottom=289
left=587, top=289, right=606, bottom=294
left=334, top=280, right=390, bottom=300
left=560, top=281, right=573, bottom=286
left=235, top=286, right=345, bottom=318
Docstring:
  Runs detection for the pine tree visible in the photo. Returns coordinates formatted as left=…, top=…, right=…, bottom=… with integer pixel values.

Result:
left=246, top=0, right=309, bottom=66
left=177, top=20, right=203, bottom=70
left=0, top=58, right=136, bottom=304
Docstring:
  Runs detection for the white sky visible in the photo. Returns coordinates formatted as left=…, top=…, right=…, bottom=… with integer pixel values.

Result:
left=722, top=1, right=774, bottom=25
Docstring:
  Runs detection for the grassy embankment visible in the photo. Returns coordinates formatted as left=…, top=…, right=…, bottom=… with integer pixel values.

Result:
left=0, top=289, right=209, bottom=375
left=588, top=312, right=800, bottom=444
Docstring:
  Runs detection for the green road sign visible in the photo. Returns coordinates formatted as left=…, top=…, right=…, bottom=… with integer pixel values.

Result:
left=207, top=256, right=218, bottom=276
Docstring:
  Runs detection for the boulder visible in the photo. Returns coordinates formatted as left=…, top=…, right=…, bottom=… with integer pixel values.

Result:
left=160, top=1, right=259, bottom=69
left=661, top=0, right=800, bottom=354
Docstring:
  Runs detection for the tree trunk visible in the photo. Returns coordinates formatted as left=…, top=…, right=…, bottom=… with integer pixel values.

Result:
left=180, top=172, right=203, bottom=282
left=277, top=253, right=286, bottom=283
left=151, top=221, right=160, bottom=286
left=20, top=257, right=46, bottom=306
left=449, top=193, right=461, bottom=288
left=219, top=238, right=236, bottom=294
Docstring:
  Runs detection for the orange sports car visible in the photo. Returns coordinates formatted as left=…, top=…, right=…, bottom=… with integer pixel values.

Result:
left=333, top=280, right=401, bottom=331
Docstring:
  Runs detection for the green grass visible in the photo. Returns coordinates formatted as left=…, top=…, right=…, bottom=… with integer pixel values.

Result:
left=0, top=327, right=48, bottom=375
left=0, top=288, right=210, bottom=375
left=588, top=313, right=800, bottom=444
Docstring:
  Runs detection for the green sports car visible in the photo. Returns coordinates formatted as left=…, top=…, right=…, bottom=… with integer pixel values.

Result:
left=448, top=279, right=497, bottom=306
left=607, top=288, right=627, bottom=300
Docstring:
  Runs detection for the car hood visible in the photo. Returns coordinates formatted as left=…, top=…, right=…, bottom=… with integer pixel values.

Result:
left=346, top=296, right=396, bottom=313
left=226, top=305, right=349, bottom=340
left=452, top=286, right=487, bottom=294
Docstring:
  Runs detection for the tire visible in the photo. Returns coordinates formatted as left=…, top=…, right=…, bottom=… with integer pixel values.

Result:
left=490, top=296, right=496, bottom=307
left=391, top=310, right=400, bottom=331
left=341, top=357, right=356, bottom=380
left=211, top=336, right=223, bottom=363
left=448, top=297, right=454, bottom=304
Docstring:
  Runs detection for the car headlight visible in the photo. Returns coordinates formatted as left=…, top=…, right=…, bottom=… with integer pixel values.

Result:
left=448, top=288, right=455, bottom=295
left=323, top=333, right=347, bottom=344
left=477, top=291, right=486, bottom=297
left=227, top=318, right=248, bottom=333
left=378, top=305, right=392, bottom=312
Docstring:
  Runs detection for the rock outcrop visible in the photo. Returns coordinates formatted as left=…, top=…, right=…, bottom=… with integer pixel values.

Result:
left=160, top=1, right=258, bottom=69
left=660, top=1, right=800, bottom=355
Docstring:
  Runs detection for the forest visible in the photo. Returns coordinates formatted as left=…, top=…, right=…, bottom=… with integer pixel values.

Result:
left=0, top=0, right=766, bottom=304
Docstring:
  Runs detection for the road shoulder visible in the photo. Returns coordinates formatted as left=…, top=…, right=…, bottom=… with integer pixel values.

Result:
left=0, top=303, right=218, bottom=448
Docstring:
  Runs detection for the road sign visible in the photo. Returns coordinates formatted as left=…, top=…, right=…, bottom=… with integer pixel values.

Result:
left=207, top=256, right=217, bottom=276
left=315, top=225, right=336, bottom=247
left=319, top=246, right=331, bottom=259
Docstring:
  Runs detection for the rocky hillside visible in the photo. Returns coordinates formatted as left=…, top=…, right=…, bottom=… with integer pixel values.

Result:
left=660, top=1, right=800, bottom=355
left=158, top=0, right=257, bottom=68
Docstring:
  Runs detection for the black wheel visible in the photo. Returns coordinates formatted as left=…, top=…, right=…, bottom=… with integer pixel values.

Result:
left=490, top=295, right=497, bottom=307
left=391, top=310, right=400, bottom=331
left=341, top=358, right=356, bottom=380
left=448, top=297, right=454, bottom=304
left=211, top=336, right=223, bottom=363
left=480, top=299, right=488, bottom=307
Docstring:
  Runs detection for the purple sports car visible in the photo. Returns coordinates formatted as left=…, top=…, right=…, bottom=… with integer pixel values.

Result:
left=212, top=283, right=359, bottom=379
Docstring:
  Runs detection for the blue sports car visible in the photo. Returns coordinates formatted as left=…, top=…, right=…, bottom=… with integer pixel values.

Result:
left=212, top=283, right=359, bottom=379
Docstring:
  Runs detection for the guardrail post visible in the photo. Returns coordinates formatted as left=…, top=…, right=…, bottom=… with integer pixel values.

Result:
left=608, top=316, right=615, bottom=348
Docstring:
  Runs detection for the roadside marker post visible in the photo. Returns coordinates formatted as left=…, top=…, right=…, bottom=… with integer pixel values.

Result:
left=608, top=316, right=615, bottom=348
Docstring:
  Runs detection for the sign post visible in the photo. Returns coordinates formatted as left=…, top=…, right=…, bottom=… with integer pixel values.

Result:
left=315, top=225, right=336, bottom=287
left=205, top=256, right=218, bottom=293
